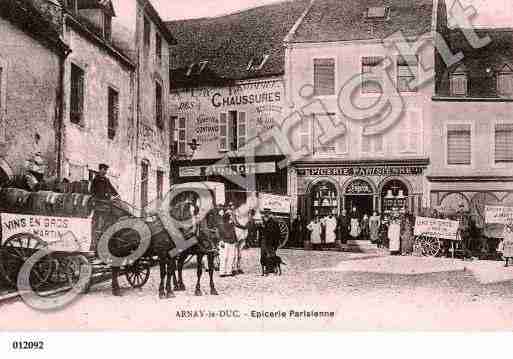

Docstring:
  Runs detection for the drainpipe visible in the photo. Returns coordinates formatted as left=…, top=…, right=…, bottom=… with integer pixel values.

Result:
left=56, top=38, right=71, bottom=181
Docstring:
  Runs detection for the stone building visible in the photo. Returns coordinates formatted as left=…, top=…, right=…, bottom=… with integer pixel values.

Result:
left=284, top=0, right=435, bottom=221
left=428, top=0, right=513, bottom=234
left=166, top=0, right=310, bottom=206
left=0, top=0, right=69, bottom=184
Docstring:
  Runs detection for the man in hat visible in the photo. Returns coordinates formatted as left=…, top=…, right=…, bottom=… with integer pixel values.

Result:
left=260, top=208, right=280, bottom=274
left=91, top=163, right=119, bottom=200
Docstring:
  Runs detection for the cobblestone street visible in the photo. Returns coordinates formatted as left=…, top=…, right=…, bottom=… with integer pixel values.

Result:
left=3, top=249, right=513, bottom=330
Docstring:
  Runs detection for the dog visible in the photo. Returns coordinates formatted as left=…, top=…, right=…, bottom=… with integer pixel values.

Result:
left=261, top=255, right=286, bottom=276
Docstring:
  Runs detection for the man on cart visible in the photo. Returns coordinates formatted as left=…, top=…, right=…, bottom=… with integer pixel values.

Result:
left=91, top=163, right=119, bottom=200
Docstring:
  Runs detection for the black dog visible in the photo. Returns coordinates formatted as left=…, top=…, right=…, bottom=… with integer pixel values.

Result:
left=261, top=255, right=286, bottom=276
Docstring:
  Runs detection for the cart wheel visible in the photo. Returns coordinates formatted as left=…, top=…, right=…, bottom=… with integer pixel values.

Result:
left=277, top=220, right=289, bottom=249
left=0, top=233, right=52, bottom=289
left=125, top=260, right=150, bottom=288
left=420, top=235, right=441, bottom=257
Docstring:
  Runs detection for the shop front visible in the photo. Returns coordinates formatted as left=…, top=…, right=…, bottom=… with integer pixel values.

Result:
left=171, top=155, right=288, bottom=207
left=291, top=159, right=429, bottom=223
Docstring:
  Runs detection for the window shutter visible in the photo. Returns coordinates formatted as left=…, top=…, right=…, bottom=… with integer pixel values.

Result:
left=397, top=55, right=418, bottom=92
left=362, top=56, right=383, bottom=93
left=300, top=115, right=312, bottom=154
left=495, top=123, right=513, bottom=163
left=178, top=117, right=186, bottom=154
left=314, top=58, right=335, bottom=96
left=362, top=135, right=370, bottom=153
left=450, top=74, right=467, bottom=96
left=447, top=124, right=471, bottom=165
left=498, top=72, right=513, bottom=96
left=237, top=112, right=246, bottom=149
left=219, top=113, right=227, bottom=151
left=374, top=134, right=384, bottom=152
left=408, top=109, right=421, bottom=152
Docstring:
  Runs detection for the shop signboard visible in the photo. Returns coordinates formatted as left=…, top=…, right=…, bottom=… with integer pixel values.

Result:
left=414, top=216, right=459, bottom=240
left=485, top=205, right=513, bottom=224
left=179, top=162, right=276, bottom=178
left=297, top=166, right=425, bottom=177
left=258, top=193, right=291, bottom=214
left=1, top=212, right=92, bottom=252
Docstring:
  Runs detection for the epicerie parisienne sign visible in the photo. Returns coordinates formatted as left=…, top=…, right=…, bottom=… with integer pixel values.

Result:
left=1, top=213, right=92, bottom=252
left=485, top=205, right=513, bottom=224
left=414, top=216, right=459, bottom=241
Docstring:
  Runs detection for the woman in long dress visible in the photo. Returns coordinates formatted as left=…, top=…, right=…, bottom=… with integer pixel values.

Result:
left=502, top=220, right=513, bottom=267
left=400, top=212, right=414, bottom=255
left=324, top=214, right=337, bottom=244
left=388, top=210, right=401, bottom=253
left=369, top=211, right=381, bottom=244
left=349, top=207, right=360, bottom=239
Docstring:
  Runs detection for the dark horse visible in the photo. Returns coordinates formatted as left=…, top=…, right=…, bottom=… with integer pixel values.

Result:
left=110, top=206, right=220, bottom=299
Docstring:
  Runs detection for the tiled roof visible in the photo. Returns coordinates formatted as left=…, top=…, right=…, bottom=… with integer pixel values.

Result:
left=166, top=0, right=310, bottom=86
left=437, top=28, right=513, bottom=97
left=290, top=0, right=434, bottom=43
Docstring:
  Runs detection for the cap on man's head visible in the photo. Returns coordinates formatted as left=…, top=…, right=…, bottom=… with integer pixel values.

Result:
left=262, top=208, right=271, bottom=214
left=99, top=163, right=109, bottom=171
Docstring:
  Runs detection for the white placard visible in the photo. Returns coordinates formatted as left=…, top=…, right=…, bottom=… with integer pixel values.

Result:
left=485, top=205, right=513, bottom=224
left=258, top=193, right=291, bottom=213
left=1, top=212, right=92, bottom=252
left=414, top=216, right=459, bottom=240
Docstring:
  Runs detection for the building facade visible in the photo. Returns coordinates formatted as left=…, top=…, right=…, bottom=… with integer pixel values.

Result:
left=428, top=0, right=513, bottom=235
left=166, top=0, right=310, bottom=206
left=285, top=0, right=435, bottom=221
left=0, top=0, right=69, bottom=184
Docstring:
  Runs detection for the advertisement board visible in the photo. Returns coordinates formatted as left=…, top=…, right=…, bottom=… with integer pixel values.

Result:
left=258, top=193, right=291, bottom=214
left=414, top=216, right=459, bottom=240
left=485, top=205, right=513, bottom=224
left=0, top=213, right=92, bottom=252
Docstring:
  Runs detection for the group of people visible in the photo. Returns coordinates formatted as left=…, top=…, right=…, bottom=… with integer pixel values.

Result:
left=216, top=203, right=280, bottom=277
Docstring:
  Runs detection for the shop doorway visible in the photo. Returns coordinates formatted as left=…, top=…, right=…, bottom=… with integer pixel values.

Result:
left=310, top=180, right=339, bottom=219
left=344, top=195, right=373, bottom=218
left=381, top=179, right=409, bottom=215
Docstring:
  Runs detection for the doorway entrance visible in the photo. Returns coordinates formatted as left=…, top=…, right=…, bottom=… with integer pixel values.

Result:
left=344, top=195, right=373, bottom=218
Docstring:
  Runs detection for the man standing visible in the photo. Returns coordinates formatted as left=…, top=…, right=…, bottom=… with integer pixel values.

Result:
left=260, top=208, right=280, bottom=275
left=336, top=209, right=350, bottom=246
left=91, top=163, right=119, bottom=200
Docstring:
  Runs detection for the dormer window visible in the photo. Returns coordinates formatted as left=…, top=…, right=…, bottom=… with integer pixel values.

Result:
left=186, top=61, right=208, bottom=76
left=247, top=55, right=270, bottom=71
left=364, top=6, right=389, bottom=20
left=449, top=64, right=468, bottom=96
left=103, top=13, right=112, bottom=42
left=497, top=64, right=513, bottom=96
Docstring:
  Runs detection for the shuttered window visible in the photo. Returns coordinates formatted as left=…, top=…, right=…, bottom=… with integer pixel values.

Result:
left=177, top=117, right=186, bottom=154
left=156, top=169, right=164, bottom=200
left=219, top=113, right=227, bottom=151
left=362, top=56, right=383, bottom=94
left=107, top=87, right=119, bottom=139
left=497, top=65, right=513, bottom=96
left=447, top=124, right=471, bottom=165
left=104, top=13, right=112, bottom=42
left=362, top=134, right=383, bottom=153
left=398, top=109, right=421, bottom=153
left=495, top=123, right=513, bottom=163
left=155, top=82, right=163, bottom=130
left=70, top=64, right=84, bottom=125
left=313, top=58, right=335, bottom=96
left=141, top=161, right=149, bottom=209
left=143, top=16, right=151, bottom=49
left=156, top=32, right=162, bottom=65
left=237, top=112, right=246, bottom=149
left=397, top=55, right=418, bottom=92
left=300, top=115, right=312, bottom=154
left=450, top=65, right=467, bottom=96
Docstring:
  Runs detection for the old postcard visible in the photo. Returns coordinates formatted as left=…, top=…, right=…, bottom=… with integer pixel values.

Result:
left=1, top=0, right=513, bottom=346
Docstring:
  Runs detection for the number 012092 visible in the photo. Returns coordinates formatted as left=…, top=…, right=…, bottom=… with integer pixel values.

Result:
left=11, top=341, right=44, bottom=350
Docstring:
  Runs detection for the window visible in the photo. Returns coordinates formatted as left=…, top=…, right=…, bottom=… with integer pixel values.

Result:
left=219, top=113, right=227, bottom=151
left=397, top=55, right=418, bottom=92
left=365, top=6, right=389, bottom=19
left=362, top=56, right=383, bottom=94
left=155, top=82, right=163, bottom=130
left=449, top=64, right=467, bottom=96
left=497, top=64, right=513, bottom=96
left=156, top=170, right=164, bottom=200
left=495, top=123, right=513, bottom=163
left=107, top=87, right=118, bottom=139
left=70, top=63, right=85, bottom=125
left=143, top=16, right=151, bottom=50
left=141, top=161, right=149, bottom=209
left=312, top=115, right=336, bottom=155
left=247, top=55, right=270, bottom=71
left=313, top=58, right=335, bottom=96
left=398, top=109, right=421, bottom=153
left=170, top=116, right=177, bottom=156
left=228, top=111, right=238, bottom=151
left=362, top=134, right=383, bottom=154
left=177, top=117, right=186, bottom=154
left=237, top=112, right=246, bottom=149
left=103, top=13, right=112, bottom=42
left=155, top=32, right=162, bottom=64
left=447, top=124, right=471, bottom=165
left=299, top=115, right=312, bottom=154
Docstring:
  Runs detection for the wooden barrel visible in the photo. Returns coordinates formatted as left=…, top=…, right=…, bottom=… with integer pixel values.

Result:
left=76, top=194, right=94, bottom=217
left=52, top=192, right=67, bottom=216
left=27, top=191, right=57, bottom=215
left=0, top=188, right=31, bottom=212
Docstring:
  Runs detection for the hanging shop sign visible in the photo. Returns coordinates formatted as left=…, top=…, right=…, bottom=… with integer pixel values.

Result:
left=179, top=162, right=276, bottom=178
left=297, top=166, right=425, bottom=177
left=414, top=216, right=459, bottom=241
left=345, top=180, right=373, bottom=194
left=485, top=205, right=513, bottom=224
